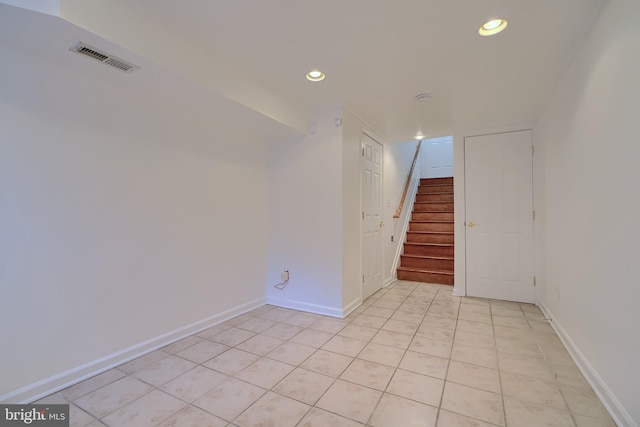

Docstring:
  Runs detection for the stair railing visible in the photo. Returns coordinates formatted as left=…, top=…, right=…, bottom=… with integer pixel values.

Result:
left=394, top=140, right=422, bottom=218
left=391, top=140, right=423, bottom=278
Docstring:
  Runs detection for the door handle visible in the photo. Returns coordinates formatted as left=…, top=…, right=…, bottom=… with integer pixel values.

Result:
left=468, top=221, right=478, bottom=228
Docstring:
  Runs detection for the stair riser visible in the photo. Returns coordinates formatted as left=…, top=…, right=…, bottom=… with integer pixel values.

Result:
left=397, top=270, right=454, bottom=285
left=415, top=193, right=454, bottom=202
left=413, top=202, right=453, bottom=212
left=412, top=212, right=454, bottom=221
left=409, top=222, right=454, bottom=232
left=399, top=177, right=455, bottom=286
left=400, top=256, right=454, bottom=270
left=420, top=177, right=453, bottom=186
left=407, top=233, right=454, bottom=244
left=418, top=185, right=453, bottom=194
left=404, top=244, right=454, bottom=257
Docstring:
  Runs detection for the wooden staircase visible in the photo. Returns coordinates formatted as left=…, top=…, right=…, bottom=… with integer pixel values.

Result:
left=397, top=177, right=454, bottom=285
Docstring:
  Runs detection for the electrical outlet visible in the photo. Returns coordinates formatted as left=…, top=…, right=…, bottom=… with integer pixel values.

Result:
left=281, top=270, right=289, bottom=281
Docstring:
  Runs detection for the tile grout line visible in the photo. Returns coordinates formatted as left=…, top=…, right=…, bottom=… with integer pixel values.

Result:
left=47, top=289, right=453, bottom=426
left=493, top=300, right=508, bottom=427
left=528, top=310, right=579, bottom=427
left=433, top=291, right=461, bottom=427
left=39, top=282, right=605, bottom=427
left=362, top=284, right=431, bottom=426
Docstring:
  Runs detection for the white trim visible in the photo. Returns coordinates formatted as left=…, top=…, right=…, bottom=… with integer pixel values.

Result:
left=454, top=124, right=537, bottom=299
left=391, top=154, right=421, bottom=277
left=0, top=297, right=265, bottom=404
left=451, top=287, right=465, bottom=297
left=453, top=132, right=466, bottom=297
left=342, top=297, right=362, bottom=318
left=383, top=279, right=401, bottom=290
left=360, top=132, right=385, bottom=300
left=267, top=295, right=344, bottom=318
left=344, top=106, right=390, bottom=144
left=538, top=302, right=636, bottom=427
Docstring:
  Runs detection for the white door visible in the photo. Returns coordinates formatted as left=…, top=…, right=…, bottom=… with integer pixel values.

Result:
left=465, top=130, right=534, bottom=303
left=422, top=136, right=453, bottom=178
left=361, top=134, right=384, bottom=299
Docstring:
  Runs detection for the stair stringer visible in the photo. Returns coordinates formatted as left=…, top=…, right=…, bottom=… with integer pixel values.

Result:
left=390, top=164, right=422, bottom=284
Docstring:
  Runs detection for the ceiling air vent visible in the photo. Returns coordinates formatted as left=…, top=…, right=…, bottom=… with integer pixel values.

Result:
left=69, top=42, right=140, bottom=73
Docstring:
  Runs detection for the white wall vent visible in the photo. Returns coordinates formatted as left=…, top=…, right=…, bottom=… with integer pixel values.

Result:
left=69, top=42, right=140, bottom=73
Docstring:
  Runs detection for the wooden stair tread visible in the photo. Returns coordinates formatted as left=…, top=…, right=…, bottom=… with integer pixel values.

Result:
left=401, top=254, right=454, bottom=260
left=410, top=220, right=454, bottom=223
left=397, top=266, right=454, bottom=275
left=420, top=178, right=453, bottom=182
left=412, top=212, right=453, bottom=218
left=400, top=176, right=454, bottom=286
left=407, top=231, right=453, bottom=234
left=405, top=242, right=454, bottom=247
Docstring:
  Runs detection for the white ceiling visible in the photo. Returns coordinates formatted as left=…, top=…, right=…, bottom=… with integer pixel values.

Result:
left=2, top=0, right=605, bottom=143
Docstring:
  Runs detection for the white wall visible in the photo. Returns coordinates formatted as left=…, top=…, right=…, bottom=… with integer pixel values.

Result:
left=0, top=45, right=269, bottom=402
left=383, top=140, right=420, bottom=284
left=420, top=136, right=453, bottom=179
left=266, top=107, right=387, bottom=316
left=537, top=0, right=640, bottom=425
left=0, top=0, right=59, bottom=15
left=341, top=109, right=365, bottom=311
left=266, top=106, right=345, bottom=316
left=59, top=0, right=309, bottom=136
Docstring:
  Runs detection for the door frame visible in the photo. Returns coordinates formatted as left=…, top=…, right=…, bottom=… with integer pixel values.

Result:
left=360, top=131, right=384, bottom=300
left=453, top=126, right=538, bottom=302
left=464, top=129, right=535, bottom=302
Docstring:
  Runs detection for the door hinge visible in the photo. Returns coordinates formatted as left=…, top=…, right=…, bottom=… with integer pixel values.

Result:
left=362, top=275, right=365, bottom=283
left=362, top=147, right=365, bottom=156
left=533, top=210, right=536, bottom=221
left=531, top=145, right=535, bottom=156
left=533, top=276, right=537, bottom=286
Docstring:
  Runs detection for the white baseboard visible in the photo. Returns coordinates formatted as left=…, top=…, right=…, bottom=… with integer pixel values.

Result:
left=538, top=302, right=636, bottom=427
left=342, top=297, right=362, bottom=318
left=451, top=286, right=465, bottom=297
left=0, top=297, right=266, bottom=404
left=266, top=295, right=344, bottom=318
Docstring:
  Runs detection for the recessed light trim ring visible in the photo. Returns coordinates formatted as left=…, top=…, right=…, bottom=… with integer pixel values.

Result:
left=306, top=70, right=325, bottom=82
left=479, top=18, right=508, bottom=36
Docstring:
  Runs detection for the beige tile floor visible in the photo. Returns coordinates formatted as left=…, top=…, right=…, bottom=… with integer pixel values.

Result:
left=35, top=281, right=617, bottom=427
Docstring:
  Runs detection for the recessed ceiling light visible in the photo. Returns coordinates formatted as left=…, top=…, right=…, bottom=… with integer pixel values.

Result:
left=479, top=18, right=508, bottom=36
left=306, top=70, right=325, bottom=82
left=415, top=132, right=425, bottom=140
